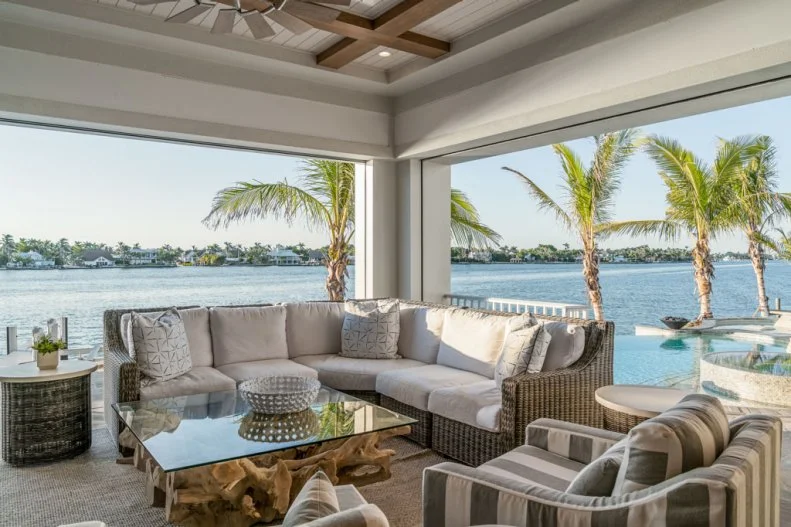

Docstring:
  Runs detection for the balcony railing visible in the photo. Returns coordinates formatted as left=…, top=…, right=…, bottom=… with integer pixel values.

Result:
left=443, top=294, right=590, bottom=319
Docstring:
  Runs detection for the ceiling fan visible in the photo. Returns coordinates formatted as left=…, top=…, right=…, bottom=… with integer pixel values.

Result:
left=129, top=0, right=350, bottom=38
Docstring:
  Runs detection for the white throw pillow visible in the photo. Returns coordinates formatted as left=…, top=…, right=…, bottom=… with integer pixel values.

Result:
left=494, top=318, right=551, bottom=387
left=542, top=322, right=586, bottom=371
left=436, top=309, right=509, bottom=378
left=128, top=308, right=192, bottom=383
left=341, top=299, right=400, bottom=359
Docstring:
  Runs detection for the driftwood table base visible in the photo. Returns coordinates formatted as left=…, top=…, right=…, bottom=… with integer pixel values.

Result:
left=121, top=425, right=411, bottom=526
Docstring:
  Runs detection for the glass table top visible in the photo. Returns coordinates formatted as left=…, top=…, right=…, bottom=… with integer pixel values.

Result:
left=113, top=387, right=416, bottom=472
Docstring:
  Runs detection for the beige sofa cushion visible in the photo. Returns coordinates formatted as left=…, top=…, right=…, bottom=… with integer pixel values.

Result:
left=216, top=359, right=318, bottom=383
left=542, top=322, right=586, bottom=371
left=376, top=364, right=489, bottom=411
left=293, top=354, right=425, bottom=391
left=427, top=380, right=502, bottom=432
left=210, top=306, right=288, bottom=367
left=121, top=307, right=213, bottom=368
left=397, top=304, right=445, bottom=364
left=436, top=309, right=509, bottom=378
left=139, top=366, right=236, bottom=401
left=286, top=302, right=345, bottom=358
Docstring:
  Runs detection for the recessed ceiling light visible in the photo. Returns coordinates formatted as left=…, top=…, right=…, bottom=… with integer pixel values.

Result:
left=378, top=50, right=392, bottom=58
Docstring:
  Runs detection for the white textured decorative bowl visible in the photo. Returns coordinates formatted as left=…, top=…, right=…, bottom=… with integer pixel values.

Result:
left=239, top=376, right=320, bottom=414
left=238, top=410, right=320, bottom=443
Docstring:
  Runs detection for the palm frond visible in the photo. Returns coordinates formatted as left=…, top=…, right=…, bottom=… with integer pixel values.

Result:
left=502, top=166, right=574, bottom=232
left=203, top=180, right=328, bottom=231
left=450, top=188, right=502, bottom=249
left=597, top=219, right=681, bottom=240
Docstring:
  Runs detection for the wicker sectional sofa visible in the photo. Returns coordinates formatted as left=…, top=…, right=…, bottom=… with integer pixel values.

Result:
left=104, top=299, right=613, bottom=465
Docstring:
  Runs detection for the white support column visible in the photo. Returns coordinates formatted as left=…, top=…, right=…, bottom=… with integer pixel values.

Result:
left=397, top=159, right=422, bottom=300
left=354, top=160, right=398, bottom=299
left=420, top=161, right=451, bottom=303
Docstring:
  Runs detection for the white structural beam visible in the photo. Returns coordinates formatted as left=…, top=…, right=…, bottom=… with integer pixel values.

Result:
left=394, top=0, right=791, bottom=159
left=420, top=162, right=451, bottom=303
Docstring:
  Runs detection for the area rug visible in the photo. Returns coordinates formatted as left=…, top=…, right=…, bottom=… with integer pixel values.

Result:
left=0, top=429, right=440, bottom=527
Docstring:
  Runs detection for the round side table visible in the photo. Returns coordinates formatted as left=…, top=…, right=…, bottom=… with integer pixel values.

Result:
left=0, top=360, right=98, bottom=465
left=595, top=385, right=691, bottom=434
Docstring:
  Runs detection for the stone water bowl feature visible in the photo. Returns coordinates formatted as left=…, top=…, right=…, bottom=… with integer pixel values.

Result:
left=700, top=351, right=791, bottom=407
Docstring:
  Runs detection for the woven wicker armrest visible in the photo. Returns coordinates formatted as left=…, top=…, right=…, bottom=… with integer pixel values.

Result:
left=103, top=343, right=140, bottom=448
left=525, top=418, right=625, bottom=464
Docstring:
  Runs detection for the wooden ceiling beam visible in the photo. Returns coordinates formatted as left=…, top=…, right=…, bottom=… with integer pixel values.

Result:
left=317, top=0, right=461, bottom=69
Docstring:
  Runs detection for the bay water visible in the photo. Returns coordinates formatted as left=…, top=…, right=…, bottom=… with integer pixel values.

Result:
left=2, top=261, right=791, bottom=353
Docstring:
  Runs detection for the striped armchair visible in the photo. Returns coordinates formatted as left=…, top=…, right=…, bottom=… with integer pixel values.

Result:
left=423, top=414, right=782, bottom=526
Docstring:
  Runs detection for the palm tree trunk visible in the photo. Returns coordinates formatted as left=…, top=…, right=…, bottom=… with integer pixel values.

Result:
left=692, top=236, right=714, bottom=319
left=325, top=231, right=348, bottom=302
left=582, top=237, right=604, bottom=321
left=748, top=236, right=769, bottom=316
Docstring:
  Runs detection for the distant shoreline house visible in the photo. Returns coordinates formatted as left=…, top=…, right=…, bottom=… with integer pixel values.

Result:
left=467, top=250, right=492, bottom=263
left=80, top=249, right=114, bottom=267
left=306, top=250, right=324, bottom=266
left=7, top=251, right=55, bottom=268
left=180, top=250, right=198, bottom=265
left=128, top=248, right=158, bottom=265
left=268, top=246, right=302, bottom=266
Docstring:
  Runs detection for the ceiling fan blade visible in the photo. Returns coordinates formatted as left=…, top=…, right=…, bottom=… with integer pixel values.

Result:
left=243, top=12, right=276, bottom=39
left=312, top=0, right=352, bottom=6
left=266, top=10, right=313, bottom=35
left=129, top=0, right=177, bottom=5
left=165, top=3, right=213, bottom=24
left=211, top=9, right=236, bottom=34
left=282, top=2, right=339, bottom=23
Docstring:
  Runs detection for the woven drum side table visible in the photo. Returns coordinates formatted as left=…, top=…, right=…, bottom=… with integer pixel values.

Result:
left=595, top=385, right=691, bottom=434
left=0, top=360, right=97, bottom=466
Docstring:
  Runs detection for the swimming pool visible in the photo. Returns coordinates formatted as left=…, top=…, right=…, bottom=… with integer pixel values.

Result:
left=614, top=335, right=789, bottom=395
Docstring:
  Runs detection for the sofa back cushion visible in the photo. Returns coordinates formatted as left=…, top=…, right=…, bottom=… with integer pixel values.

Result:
left=210, top=306, right=288, bottom=367
left=613, top=394, right=730, bottom=495
left=397, top=303, right=445, bottom=363
left=541, top=321, right=586, bottom=371
left=121, top=307, right=213, bottom=368
left=286, top=302, right=345, bottom=358
left=436, top=309, right=509, bottom=378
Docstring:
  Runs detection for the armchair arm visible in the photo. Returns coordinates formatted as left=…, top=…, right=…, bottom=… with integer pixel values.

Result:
left=103, top=342, right=140, bottom=450
left=302, top=504, right=388, bottom=527
left=423, top=462, right=729, bottom=527
left=500, top=320, right=614, bottom=449
left=526, top=418, right=624, bottom=464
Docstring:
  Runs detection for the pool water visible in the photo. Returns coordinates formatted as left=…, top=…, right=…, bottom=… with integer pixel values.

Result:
left=614, top=335, right=789, bottom=391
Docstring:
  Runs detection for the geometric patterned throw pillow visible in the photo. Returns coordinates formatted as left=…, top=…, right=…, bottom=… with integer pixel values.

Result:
left=494, top=318, right=551, bottom=387
left=340, top=299, right=400, bottom=359
left=129, top=308, right=192, bottom=383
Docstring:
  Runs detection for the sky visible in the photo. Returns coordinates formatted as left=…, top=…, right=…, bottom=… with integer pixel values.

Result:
left=1, top=96, right=791, bottom=251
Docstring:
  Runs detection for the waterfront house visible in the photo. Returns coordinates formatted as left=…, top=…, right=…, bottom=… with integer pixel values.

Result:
left=180, top=251, right=198, bottom=265
left=128, top=248, right=158, bottom=265
left=268, top=246, right=302, bottom=266
left=7, top=251, right=55, bottom=268
left=79, top=250, right=114, bottom=268
left=306, top=250, right=325, bottom=266
left=467, top=250, right=492, bottom=263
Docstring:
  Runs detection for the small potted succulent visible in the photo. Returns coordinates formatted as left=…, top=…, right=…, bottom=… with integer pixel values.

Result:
left=32, top=334, right=66, bottom=370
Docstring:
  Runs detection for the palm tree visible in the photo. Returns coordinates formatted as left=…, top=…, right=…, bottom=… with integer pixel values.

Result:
left=503, top=130, right=640, bottom=321
left=604, top=135, right=754, bottom=320
left=205, top=160, right=501, bottom=301
left=205, top=160, right=356, bottom=301
left=1, top=234, right=14, bottom=257
left=729, top=136, right=791, bottom=316
left=450, top=188, right=502, bottom=250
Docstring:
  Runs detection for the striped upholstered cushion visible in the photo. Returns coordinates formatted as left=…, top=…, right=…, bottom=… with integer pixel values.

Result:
left=526, top=418, right=625, bottom=464
left=281, top=471, right=340, bottom=527
left=566, top=439, right=627, bottom=496
left=478, top=444, right=585, bottom=491
left=613, top=394, right=730, bottom=495
left=300, top=504, right=389, bottom=527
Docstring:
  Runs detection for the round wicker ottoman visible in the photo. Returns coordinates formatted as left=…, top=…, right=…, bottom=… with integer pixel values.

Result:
left=595, top=385, right=691, bottom=434
left=0, top=360, right=97, bottom=466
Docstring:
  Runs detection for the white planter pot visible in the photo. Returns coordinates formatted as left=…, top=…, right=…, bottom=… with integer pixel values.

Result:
left=36, top=351, right=59, bottom=370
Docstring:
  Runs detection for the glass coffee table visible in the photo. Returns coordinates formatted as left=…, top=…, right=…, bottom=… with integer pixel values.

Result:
left=113, top=386, right=415, bottom=525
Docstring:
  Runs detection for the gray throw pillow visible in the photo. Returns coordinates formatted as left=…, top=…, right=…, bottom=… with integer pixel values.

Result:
left=128, top=308, right=192, bottom=383
left=281, top=471, right=340, bottom=527
left=341, top=299, right=400, bottom=359
left=494, top=318, right=551, bottom=387
left=566, top=439, right=627, bottom=496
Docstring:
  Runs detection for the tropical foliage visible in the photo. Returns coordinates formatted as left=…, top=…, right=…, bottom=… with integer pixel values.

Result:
left=503, top=130, right=641, bottom=321
left=450, top=188, right=502, bottom=249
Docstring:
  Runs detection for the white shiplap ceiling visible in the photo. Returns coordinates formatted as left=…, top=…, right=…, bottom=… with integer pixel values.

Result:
left=93, top=0, right=536, bottom=71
